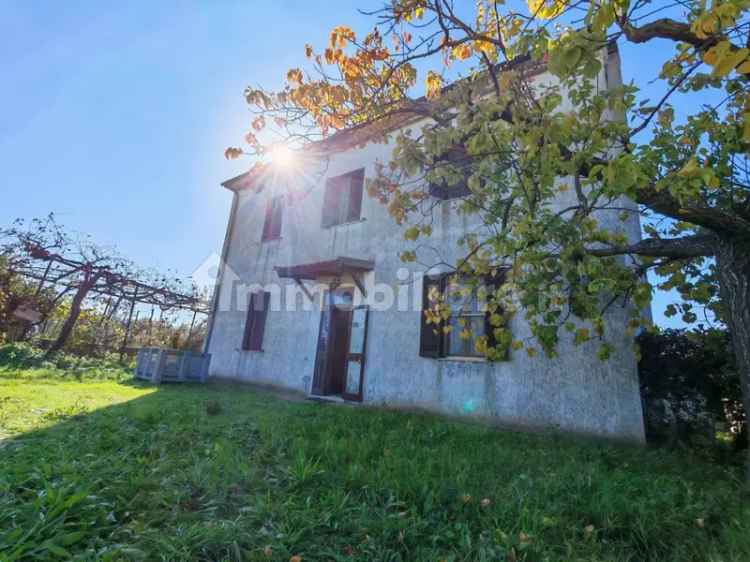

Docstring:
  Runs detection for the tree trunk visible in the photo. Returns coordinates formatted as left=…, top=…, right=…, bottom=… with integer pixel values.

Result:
left=46, top=277, right=95, bottom=356
left=715, top=237, right=750, bottom=482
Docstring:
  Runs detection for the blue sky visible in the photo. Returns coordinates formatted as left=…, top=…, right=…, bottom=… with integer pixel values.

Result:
left=1, top=1, right=709, bottom=328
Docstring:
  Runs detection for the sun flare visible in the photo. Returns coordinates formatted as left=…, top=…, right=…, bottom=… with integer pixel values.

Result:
left=268, top=144, right=294, bottom=167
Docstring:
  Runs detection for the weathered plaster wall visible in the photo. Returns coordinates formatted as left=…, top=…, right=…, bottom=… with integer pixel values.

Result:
left=207, top=50, right=646, bottom=443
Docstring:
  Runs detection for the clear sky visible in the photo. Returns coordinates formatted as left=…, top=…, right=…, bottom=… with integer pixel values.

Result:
left=0, top=1, right=709, bottom=328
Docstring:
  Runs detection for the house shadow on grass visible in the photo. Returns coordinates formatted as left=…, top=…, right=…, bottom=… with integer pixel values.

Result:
left=1, top=377, right=749, bottom=562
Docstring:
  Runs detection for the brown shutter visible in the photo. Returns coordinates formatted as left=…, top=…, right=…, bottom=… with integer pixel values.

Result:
left=347, top=169, right=364, bottom=222
left=262, top=197, right=283, bottom=240
left=270, top=197, right=283, bottom=239
left=419, top=274, right=445, bottom=357
left=261, top=198, right=273, bottom=241
left=241, top=293, right=256, bottom=350
left=242, top=292, right=270, bottom=351
left=248, top=291, right=270, bottom=351
left=321, top=178, right=339, bottom=227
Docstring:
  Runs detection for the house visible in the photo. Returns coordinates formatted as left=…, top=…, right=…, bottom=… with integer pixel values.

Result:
left=204, top=45, right=646, bottom=442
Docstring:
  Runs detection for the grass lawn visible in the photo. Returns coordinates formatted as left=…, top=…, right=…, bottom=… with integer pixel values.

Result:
left=1, top=369, right=749, bottom=561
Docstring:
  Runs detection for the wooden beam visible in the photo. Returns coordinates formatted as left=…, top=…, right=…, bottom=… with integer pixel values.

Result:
left=293, top=277, right=314, bottom=302
left=119, top=287, right=138, bottom=362
left=351, top=272, right=367, bottom=298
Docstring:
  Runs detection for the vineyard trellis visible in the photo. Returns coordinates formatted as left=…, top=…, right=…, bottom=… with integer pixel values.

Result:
left=1, top=215, right=208, bottom=358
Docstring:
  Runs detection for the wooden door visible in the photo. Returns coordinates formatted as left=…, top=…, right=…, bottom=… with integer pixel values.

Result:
left=342, top=305, right=368, bottom=402
left=312, top=288, right=355, bottom=397
left=326, top=307, right=352, bottom=394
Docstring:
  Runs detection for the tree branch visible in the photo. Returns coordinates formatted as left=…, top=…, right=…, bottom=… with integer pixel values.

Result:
left=587, top=234, right=717, bottom=259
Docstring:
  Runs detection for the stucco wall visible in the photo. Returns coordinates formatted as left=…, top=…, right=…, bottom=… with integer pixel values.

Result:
left=206, top=49, right=646, bottom=443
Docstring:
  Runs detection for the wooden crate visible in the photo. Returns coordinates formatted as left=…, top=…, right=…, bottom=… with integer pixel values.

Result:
left=134, top=348, right=210, bottom=383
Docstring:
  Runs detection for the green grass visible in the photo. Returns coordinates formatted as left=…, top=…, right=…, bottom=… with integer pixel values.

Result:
left=1, top=369, right=748, bottom=561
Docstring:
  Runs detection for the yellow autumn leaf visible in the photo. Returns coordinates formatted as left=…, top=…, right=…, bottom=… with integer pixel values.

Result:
left=677, top=157, right=700, bottom=177
left=713, top=47, right=749, bottom=77
left=702, top=42, right=725, bottom=66
left=475, top=39, right=495, bottom=54
left=527, top=0, right=568, bottom=19
left=252, top=116, right=266, bottom=131
left=224, top=147, right=243, bottom=160
left=329, top=25, right=355, bottom=49
left=425, top=71, right=443, bottom=99
left=452, top=43, right=472, bottom=61
left=287, top=68, right=303, bottom=86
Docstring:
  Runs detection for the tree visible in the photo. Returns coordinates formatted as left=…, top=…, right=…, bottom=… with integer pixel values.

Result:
left=1, top=216, right=206, bottom=356
left=227, top=0, right=750, bottom=476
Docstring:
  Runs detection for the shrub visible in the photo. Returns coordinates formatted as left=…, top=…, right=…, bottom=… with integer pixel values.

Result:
left=0, top=342, right=132, bottom=377
left=638, top=328, right=746, bottom=454
left=0, top=341, right=45, bottom=367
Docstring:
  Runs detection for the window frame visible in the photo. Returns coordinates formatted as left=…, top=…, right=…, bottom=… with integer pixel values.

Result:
left=419, top=271, right=507, bottom=360
left=443, top=278, right=486, bottom=358
left=428, top=146, right=472, bottom=200
left=321, top=168, right=365, bottom=228
left=261, top=195, right=283, bottom=242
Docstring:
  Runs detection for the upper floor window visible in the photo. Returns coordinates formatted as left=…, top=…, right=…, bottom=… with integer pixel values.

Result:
left=428, top=146, right=472, bottom=200
left=262, top=195, right=283, bottom=241
left=322, top=169, right=364, bottom=228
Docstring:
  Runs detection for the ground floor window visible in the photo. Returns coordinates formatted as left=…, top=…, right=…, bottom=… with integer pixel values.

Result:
left=419, top=271, right=508, bottom=360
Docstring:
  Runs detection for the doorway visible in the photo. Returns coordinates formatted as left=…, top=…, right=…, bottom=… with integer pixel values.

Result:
left=311, top=288, right=368, bottom=401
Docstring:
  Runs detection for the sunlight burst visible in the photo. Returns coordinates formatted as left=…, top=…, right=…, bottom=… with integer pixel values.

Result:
left=268, top=144, right=294, bottom=168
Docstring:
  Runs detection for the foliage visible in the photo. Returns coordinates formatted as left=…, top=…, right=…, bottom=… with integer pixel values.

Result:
left=229, top=0, right=750, bottom=352
left=35, top=300, right=206, bottom=357
left=227, top=0, right=750, bottom=475
left=0, top=342, right=131, bottom=375
left=0, top=372, right=748, bottom=560
left=638, top=327, right=746, bottom=452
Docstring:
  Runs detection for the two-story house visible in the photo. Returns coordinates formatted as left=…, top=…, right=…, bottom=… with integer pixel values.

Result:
left=204, top=45, right=646, bottom=442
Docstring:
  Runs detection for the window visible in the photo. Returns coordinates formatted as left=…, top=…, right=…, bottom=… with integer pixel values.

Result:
left=242, top=291, right=270, bottom=351
left=419, top=272, right=507, bottom=359
left=428, top=146, right=472, bottom=200
left=444, top=278, right=486, bottom=357
left=262, top=196, right=283, bottom=241
left=322, top=169, right=364, bottom=227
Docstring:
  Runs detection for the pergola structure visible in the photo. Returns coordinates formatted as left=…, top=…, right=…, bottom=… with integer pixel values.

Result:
left=2, top=216, right=208, bottom=357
